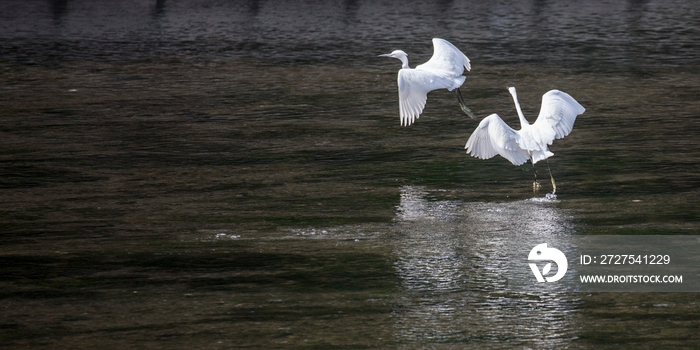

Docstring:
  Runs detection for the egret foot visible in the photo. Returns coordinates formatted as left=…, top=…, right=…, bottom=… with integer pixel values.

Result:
left=456, top=88, right=476, bottom=119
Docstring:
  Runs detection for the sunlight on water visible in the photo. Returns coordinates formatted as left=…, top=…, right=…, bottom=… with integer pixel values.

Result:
left=390, top=186, right=578, bottom=345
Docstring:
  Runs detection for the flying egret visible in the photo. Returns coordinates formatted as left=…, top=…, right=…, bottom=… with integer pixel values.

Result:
left=378, top=38, right=475, bottom=126
left=465, top=87, right=585, bottom=194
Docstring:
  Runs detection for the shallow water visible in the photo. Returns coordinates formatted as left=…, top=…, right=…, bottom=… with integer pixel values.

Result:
left=1, top=0, right=700, bottom=348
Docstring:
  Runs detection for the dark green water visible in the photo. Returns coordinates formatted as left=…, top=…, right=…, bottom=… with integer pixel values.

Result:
left=1, top=0, right=700, bottom=348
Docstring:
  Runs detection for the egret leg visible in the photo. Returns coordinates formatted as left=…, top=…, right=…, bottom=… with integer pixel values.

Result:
left=546, top=158, right=556, bottom=194
left=456, top=88, right=476, bottom=119
left=532, top=162, right=541, bottom=193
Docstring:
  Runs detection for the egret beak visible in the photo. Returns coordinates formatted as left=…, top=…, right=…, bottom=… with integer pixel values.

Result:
left=377, top=54, right=392, bottom=58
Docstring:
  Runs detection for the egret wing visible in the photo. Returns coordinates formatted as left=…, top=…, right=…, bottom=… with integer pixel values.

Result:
left=416, top=38, right=471, bottom=76
left=532, top=90, right=585, bottom=145
left=397, top=69, right=453, bottom=126
left=465, top=114, right=530, bottom=166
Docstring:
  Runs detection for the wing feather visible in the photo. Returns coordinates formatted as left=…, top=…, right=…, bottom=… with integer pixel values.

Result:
left=416, top=38, right=471, bottom=76
left=397, top=69, right=453, bottom=126
left=532, top=90, right=585, bottom=145
left=465, top=114, right=530, bottom=166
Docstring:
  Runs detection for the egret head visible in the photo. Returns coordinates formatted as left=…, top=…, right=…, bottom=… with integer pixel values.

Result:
left=378, top=50, right=409, bottom=69
left=508, top=86, right=517, bottom=96
left=377, top=50, right=407, bottom=59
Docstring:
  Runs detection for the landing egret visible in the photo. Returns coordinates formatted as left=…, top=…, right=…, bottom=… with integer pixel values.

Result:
left=465, top=87, right=585, bottom=193
left=378, top=38, right=475, bottom=126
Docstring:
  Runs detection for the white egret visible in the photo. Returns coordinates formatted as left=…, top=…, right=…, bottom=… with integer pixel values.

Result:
left=465, top=87, right=585, bottom=193
left=378, top=38, right=475, bottom=126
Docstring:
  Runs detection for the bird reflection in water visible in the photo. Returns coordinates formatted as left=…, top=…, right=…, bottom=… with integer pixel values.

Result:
left=391, top=186, right=579, bottom=345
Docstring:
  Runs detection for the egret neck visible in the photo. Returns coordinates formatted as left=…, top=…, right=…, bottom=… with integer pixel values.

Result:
left=508, top=87, right=529, bottom=127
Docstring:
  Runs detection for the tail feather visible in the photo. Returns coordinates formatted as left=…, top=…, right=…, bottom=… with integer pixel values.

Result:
left=531, top=150, right=554, bottom=164
left=448, top=76, right=466, bottom=91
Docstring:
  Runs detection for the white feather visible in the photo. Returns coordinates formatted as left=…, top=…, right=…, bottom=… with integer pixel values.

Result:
left=465, top=114, right=530, bottom=166
left=533, top=90, right=586, bottom=144
left=416, top=38, right=471, bottom=78
left=398, top=69, right=456, bottom=126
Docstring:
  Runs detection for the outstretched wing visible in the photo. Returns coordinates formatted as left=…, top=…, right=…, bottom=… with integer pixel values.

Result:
left=532, top=90, right=585, bottom=145
left=465, top=114, right=530, bottom=166
left=416, top=38, right=471, bottom=77
left=397, top=69, right=453, bottom=126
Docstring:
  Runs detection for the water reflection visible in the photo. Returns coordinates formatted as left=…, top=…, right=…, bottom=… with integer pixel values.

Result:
left=50, top=0, right=68, bottom=23
left=153, top=0, right=166, bottom=17
left=391, top=186, right=579, bottom=345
